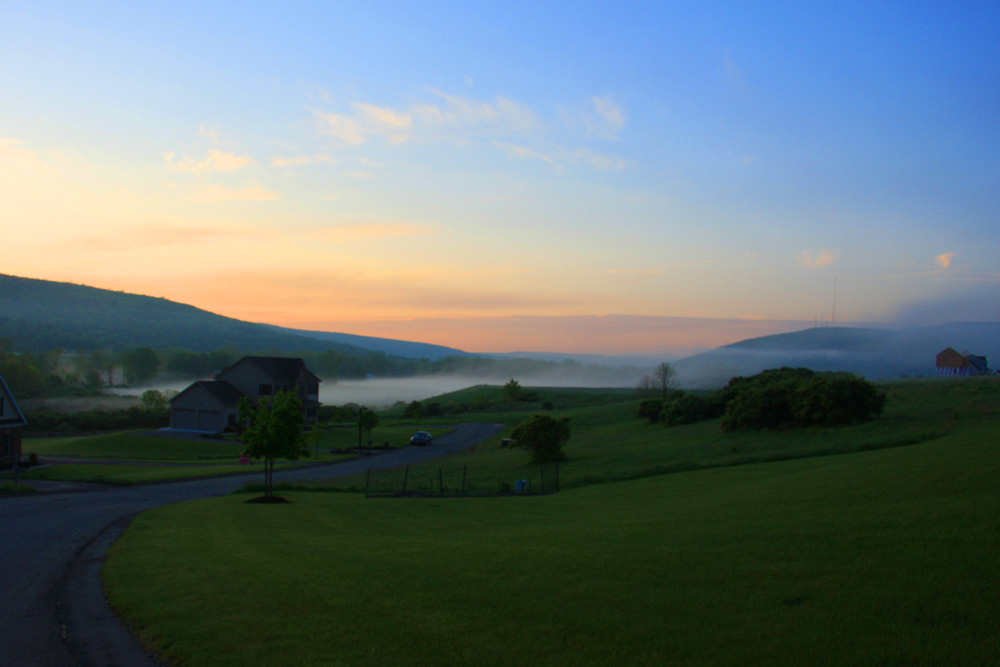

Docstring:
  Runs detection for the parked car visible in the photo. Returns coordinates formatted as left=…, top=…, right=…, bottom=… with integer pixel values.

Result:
left=410, top=431, right=433, bottom=446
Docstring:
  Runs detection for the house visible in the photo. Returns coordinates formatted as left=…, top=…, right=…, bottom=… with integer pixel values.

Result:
left=935, top=347, right=990, bottom=376
left=0, top=375, right=27, bottom=468
left=169, top=356, right=322, bottom=433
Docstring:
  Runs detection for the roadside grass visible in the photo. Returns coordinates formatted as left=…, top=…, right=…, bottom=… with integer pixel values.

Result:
left=0, top=481, right=36, bottom=495
left=23, top=432, right=245, bottom=461
left=307, top=378, right=1000, bottom=493
left=104, top=423, right=1000, bottom=666
left=13, top=463, right=296, bottom=485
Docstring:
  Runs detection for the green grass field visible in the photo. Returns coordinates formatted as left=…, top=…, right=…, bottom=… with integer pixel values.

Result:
left=5, top=426, right=419, bottom=486
left=103, top=378, right=1000, bottom=665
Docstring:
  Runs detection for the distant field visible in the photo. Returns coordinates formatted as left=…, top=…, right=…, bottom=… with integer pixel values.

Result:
left=307, top=378, right=1000, bottom=494
left=105, top=414, right=1000, bottom=665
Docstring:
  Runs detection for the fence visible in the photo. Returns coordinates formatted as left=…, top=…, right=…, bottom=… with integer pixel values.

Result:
left=365, top=462, right=560, bottom=498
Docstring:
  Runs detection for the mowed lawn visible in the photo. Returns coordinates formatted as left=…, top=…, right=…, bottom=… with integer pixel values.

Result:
left=105, top=424, right=1000, bottom=666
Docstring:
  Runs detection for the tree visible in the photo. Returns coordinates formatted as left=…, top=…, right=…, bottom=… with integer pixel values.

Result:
left=503, top=378, right=524, bottom=402
left=510, top=414, right=571, bottom=463
left=121, top=347, right=160, bottom=385
left=239, top=391, right=310, bottom=498
left=358, top=406, right=379, bottom=450
left=652, top=362, right=677, bottom=401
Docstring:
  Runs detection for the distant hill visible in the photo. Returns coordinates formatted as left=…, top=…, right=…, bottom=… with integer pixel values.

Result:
left=0, top=274, right=409, bottom=356
left=266, top=325, right=469, bottom=361
left=673, top=324, right=1000, bottom=387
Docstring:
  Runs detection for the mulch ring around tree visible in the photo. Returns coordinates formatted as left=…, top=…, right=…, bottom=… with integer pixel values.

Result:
left=245, top=495, right=291, bottom=504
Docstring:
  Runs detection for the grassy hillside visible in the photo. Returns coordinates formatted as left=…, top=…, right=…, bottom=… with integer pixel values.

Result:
left=305, top=378, right=1000, bottom=494
left=104, top=388, right=1000, bottom=665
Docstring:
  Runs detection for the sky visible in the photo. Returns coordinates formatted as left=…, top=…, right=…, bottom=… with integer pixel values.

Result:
left=1, top=2, right=998, bottom=355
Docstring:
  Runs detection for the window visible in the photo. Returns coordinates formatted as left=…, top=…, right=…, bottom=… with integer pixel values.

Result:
left=259, top=384, right=273, bottom=396
left=1, top=432, right=11, bottom=459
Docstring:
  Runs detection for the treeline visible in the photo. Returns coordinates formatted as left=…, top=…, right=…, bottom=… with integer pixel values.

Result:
left=0, top=337, right=648, bottom=399
left=637, top=367, right=886, bottom=431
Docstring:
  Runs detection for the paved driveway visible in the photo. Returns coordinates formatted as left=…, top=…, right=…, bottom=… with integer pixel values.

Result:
left=0, top=423, right=503, bottom=666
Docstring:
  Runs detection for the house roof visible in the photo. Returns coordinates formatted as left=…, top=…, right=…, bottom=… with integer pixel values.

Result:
left=0, top=374, right=28, bottom=427
left=969, top=355, right=989, bottom=373
left=230, top=356, right=322, bottom=385
left=171, top=380, right=245, bottom=407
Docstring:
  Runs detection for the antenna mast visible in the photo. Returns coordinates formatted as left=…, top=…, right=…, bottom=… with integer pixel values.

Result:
left=832, top=276, right=838, bottom=327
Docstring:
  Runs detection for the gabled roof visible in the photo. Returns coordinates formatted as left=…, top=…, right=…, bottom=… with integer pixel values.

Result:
left=0, top=374, right=28, bottom=427
left=221, top=356, right=322, bottom=385
left=969, top=355, right=989, bottom=374
left=171, top=380, right=245, bottom=407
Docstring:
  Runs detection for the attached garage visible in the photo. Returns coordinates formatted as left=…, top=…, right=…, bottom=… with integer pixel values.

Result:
left=169, top=381, right=243, bottom=433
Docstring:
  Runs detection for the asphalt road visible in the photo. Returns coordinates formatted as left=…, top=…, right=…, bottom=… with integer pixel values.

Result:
left=0, top=423, right=503, bottom=666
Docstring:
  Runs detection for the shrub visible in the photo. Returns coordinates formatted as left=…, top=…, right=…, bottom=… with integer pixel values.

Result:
left=636, top=399, right=664, bottom=424
left=720, top=368, right=885, bottom=432
left=663, top=392, right=712, bottom=426
left=510, top=414, right=571, bottom=463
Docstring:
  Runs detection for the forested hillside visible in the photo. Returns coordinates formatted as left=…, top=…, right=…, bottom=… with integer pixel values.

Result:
left=0, top=274, right=366, bottom=353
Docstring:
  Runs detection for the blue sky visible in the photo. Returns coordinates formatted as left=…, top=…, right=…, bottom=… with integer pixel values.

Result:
left=1, top=2, right=997, bottom=353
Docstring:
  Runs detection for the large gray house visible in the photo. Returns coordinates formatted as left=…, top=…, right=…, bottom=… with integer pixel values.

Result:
left=169, top=356, right=321, bottom=433
left=0, top=374, right=27, bottom=467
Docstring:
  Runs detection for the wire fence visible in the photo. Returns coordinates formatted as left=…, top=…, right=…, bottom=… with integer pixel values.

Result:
left=365, top=462, right=560, bottom=498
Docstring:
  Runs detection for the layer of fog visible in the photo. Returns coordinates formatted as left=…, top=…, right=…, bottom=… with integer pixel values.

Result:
left=107, top=368, right=649, bottom=410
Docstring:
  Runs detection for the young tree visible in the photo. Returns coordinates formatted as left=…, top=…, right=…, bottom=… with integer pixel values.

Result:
left=503, top=378, right=524, bottom=402
left=239, top=391, right=310, bottom=498
left=652, top=362, right=677, bottom=401
left=358, top=406, right=379, bottom=450
left=510, top=414, right=571, bottom=463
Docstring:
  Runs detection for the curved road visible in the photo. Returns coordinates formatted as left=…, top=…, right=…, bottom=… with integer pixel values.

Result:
left=0, top=423, right=503, bottom=666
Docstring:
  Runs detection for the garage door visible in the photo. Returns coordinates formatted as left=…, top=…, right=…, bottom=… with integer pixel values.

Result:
left=173, top=408, right=197, bottom=430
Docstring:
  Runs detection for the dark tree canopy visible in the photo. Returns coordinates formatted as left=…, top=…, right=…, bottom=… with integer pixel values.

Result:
left=511, top=414, right=571, bottom=463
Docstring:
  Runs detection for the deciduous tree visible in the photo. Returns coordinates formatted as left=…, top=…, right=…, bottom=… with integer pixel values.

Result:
left=511, top=414, right=571, bottom=463
left=239, top=391, right=310, bottom=498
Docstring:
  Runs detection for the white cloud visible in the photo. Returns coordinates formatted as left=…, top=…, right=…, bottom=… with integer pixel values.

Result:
left=798, top=248, right=840, bottom=269
left=167, top=149, right=254, bottom=175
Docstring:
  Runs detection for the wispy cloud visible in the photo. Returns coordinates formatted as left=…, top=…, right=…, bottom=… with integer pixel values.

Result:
left=314, top=90, right=539, bottom=147
left=314, top=103, right=413, bottom=145
left=798, top=248, right=839, bottom=269
left=587, top=96, right=626, bottom=139
left=494, top=141, right=629, bottom=172
left=934, top=252, right=956, bottom=270
left=192, top=183, right=279, bottom=202
left=166, top=149, right=254, bottom=176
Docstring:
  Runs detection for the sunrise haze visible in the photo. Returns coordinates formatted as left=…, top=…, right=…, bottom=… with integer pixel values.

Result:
left=2, top=3, right=997, bottom=354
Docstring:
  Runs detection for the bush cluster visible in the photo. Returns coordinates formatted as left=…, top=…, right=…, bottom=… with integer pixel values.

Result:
left=639, top=367, right=886, bottom=432
left=24, top=406, right=169, bottom=433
